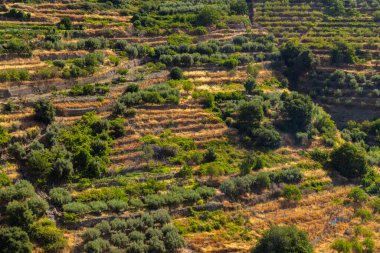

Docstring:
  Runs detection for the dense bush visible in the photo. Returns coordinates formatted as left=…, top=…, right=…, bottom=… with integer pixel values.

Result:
left=330, top=41, right=358, bottom=64
left=252, top=225, right=313, bottom=253
left=0, top=226, right=33, bottom=253
left=49, top=188, right=72, bottom=206
left=280, top=92, right=313, bottom=133
left=34, top=99, right=55, bottom=124
left=57, top=17, right=73, bottom=30
left=170, top=67, right=184, bottom=80
left=2, top=9, right=31, bottom=20
left=195, top=7, right=221, bottom=26
left=30, top=218, right=66, bottom=252
left=282, top=184, right=302, bottom=202
left=251, top=127, right=282, bottom=149
left=230, top=0, right=249, bottom=15
left=280, top=40, right=315, bottom=83
left=331, top=143, right=368, bottom=178
left=236, top=101, right=263, bottom=132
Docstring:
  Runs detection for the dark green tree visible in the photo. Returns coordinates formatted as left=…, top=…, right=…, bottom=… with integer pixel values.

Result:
left=331, top=143, right=368, bottom=179
left=195, top=7, right=221, bottom=26
left=280, top=92, right=313, bottom=133
left=252, top=225, right=313, bottom=253
left=330, top=41, right=358, bottom=64
left=34, top=99, right=55, bottom=124
left=230, top=0, right=249, bottom=15
left=170, top=67, right=184, bottom=80
left=280, top=40, right=316, bottom=83
left=237, top=101, right=264, bottom=132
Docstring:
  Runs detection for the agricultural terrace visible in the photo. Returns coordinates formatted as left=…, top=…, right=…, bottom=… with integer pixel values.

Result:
left=0, top=0, right=379, bottom=253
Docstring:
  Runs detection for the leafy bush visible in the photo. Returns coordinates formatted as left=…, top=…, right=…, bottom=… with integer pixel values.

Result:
left=330, top=41, right=358, bottom=64
left=49, top=187, right=72, bottom=206
left=63, top=202, right=91, bottom=215
left=251, top=127, right=282, bottom=149
left=282, top=184, right=302, bottom=202
left=107, top=199, right=128, bottom=213
left=82, top=228, right=101, bottom=242
left=280, top=40, right=315, bottom=82
left=331, top=143, right=368, bottom=178
left=280, top=92, right=313, bottom=133
left=84, top=238, right=110, bottom=253
left=195, top=7, right=221, bottom=26
left=170, top=67, right=184, bottom=80
left=30, top=218, right=67, bottom=252
left=6, top=201, right=36, bottom=229
left=252, top=225, right=313, bottom=253
left=0, top=226, right=33, bottom=253
left=347, top=188, right=368, bottom=204
left=237, top=101, right=263, bottom=132
left=34, top=99, right=55, bottom=124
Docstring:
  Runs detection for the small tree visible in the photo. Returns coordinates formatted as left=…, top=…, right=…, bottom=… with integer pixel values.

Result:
left=280, top=40, right=315, bottom=83
left=34, top=99, right=55, bottom=124
left=195, top=7, right=221, bottom=26
left=330, top=143, right=368, bottom=179
left=280, top=92, right=313, bottom=133
left=252, top=225, right=313, bottom=253
left=237, top=101, right=263, bottom=132
left=251, top=127, right=282, bottom=149
left=170, top=67, right=184, bottom=80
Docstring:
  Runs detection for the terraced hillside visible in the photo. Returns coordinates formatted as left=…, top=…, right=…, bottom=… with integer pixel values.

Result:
left=255, top=0, right=380, bottom=125
left=0, top=0, right=380, bottom=253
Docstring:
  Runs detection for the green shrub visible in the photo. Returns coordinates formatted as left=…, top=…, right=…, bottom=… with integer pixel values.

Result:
left=330, top=41, right=358, bottom=64
left=30, top=218, right=66, bottom=252
left=82, top=228, right=101, bottom=242
left=6, top=201, right=36, bottom=229
left=195, top=7, right=221, bottom=26
left=63, top=202, right=91, bottom=215
left=107, top=199, right=128, bottom=213
left=331, top=239, right=351, bottom=253
left=170, top=67, right=184, bottom=80
left=34, top=99, right=55, bottom=124
left=347, top=188, right=368, bottom=204
left=84, top=238, right=110, bottom=253
left=331, top=143, right=368, bottom=179
left=251, top=127, right=282, bottom=149
left=0, top=227, right=33, bottom=253
left=354, top=208, right=373, bottom=222
left=282, top=184, right=302, bottom=202
left=49, top=188, right=72, bottom=206
left=111, top=232, right=129, bottom=247
left=252, top=225, right=313, bottom=253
